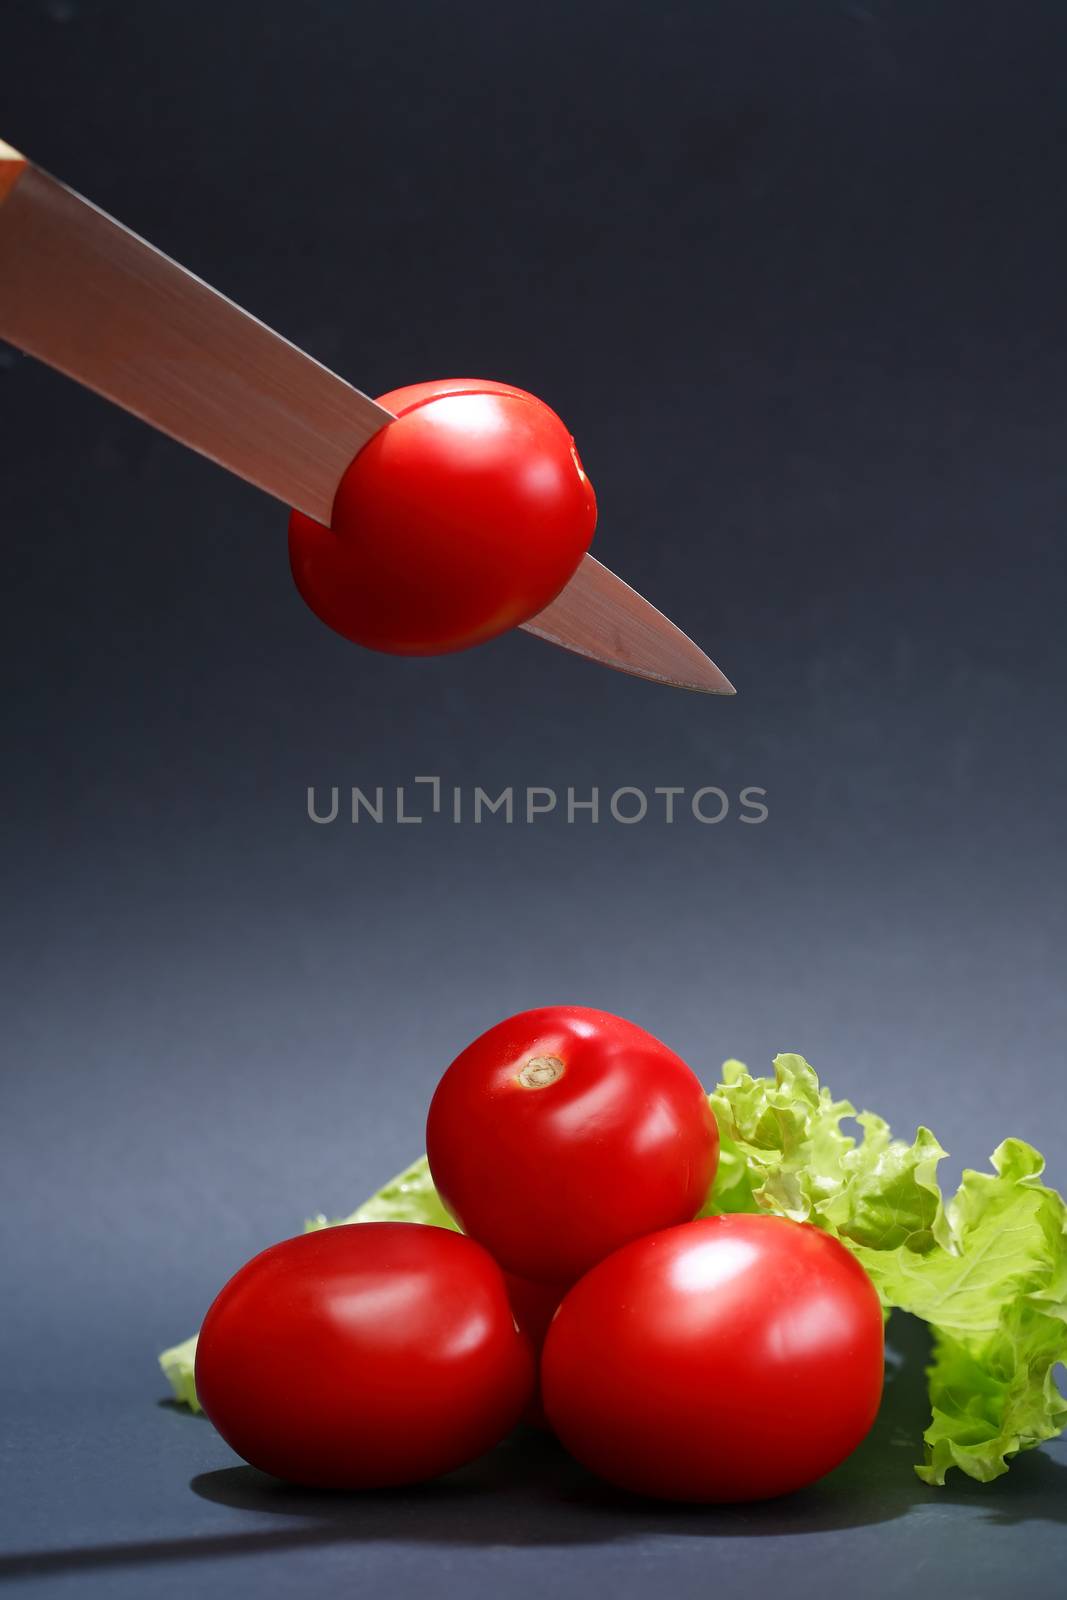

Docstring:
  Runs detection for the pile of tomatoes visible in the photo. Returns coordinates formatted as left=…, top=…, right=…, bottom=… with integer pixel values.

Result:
left=196, top=1007, right=885, bottom=1502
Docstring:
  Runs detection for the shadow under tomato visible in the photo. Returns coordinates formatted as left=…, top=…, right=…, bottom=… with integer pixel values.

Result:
left=187, top=1314, right=1067, bottom=1541
left=3, top=1318, right=1066, bottom=1584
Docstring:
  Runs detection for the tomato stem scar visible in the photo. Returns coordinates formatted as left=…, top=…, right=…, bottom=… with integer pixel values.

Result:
left=518, top=1056, right=565, bottom=1089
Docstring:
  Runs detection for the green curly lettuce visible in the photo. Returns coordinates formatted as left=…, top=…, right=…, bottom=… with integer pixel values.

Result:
left=303, top=1153, right=458, bottom=1233
left=159, top=1333, right=202, bottom=1412
left=160, top=1056, right=1067, bottom=1487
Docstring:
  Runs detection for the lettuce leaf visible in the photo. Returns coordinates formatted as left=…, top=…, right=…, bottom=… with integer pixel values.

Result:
left=160, top=1056, right=1067, bottom=1487
left=159, top=1333, right=202, bottom=1413
left=304, top=1154, right=457, bottom=1234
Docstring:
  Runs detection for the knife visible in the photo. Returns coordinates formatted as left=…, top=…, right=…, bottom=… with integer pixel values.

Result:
left=0, top=141, right=733, bottom=694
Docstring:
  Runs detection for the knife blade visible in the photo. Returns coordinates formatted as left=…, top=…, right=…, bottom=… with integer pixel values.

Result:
left=0, top=142, right=733, bottom=694
left=524, top=556, right=733, bottom=694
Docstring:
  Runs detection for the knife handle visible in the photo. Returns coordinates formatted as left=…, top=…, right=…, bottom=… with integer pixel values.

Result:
left=0, top=140, right=27, bottom=205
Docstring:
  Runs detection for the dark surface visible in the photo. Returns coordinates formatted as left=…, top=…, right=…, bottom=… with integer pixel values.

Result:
left=2, top=1321, right=1067, bottom=1598
left=2, top=1, right=1067, bottom=1596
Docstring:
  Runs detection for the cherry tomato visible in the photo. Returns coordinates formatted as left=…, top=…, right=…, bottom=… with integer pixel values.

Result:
left=504, top=1272, right=565, bottom=1429
left=289, top=378, right=596, bottom=655
left=541, top=1214, right=885, bottom=1502
left=425, top=1006, right=719, bottom=1284
left=195, top=1222, right=534, bottom=1488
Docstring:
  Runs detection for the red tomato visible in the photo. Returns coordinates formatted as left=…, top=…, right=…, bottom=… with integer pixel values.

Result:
left=195, top=1223, right=534, bottom=1488
left=541, top=1214, right=885, bottom=1502
left=289, top=378, right=596, bottom=654
left=504, top=1272, right=565, bottom=1429
left=425, top=1007, right=719, bottom=1284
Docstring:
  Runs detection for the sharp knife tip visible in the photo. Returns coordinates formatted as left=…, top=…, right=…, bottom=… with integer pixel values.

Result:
left=682, top=661, right=737, bottom=696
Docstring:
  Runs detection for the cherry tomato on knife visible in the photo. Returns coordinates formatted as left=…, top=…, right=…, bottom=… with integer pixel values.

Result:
left=289, top=378, right=597, bottom=654
left=541, top=1214, right=885, bottom=1502
left=195, top=1223, right=534, bottom=1488
left=426, top=1006, right=719, bottom=1284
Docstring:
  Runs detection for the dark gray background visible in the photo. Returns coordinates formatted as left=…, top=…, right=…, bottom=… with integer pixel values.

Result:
left=2, top=1, right=1066, bottom=1595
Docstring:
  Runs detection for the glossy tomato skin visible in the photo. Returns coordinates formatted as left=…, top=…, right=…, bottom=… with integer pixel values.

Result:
left=195, top=1222, right=534, bottom=1489
left=425, top=1006, right=719, bottom=1284
left=541, top=1214, right=884, bottom=1502
left=288, top=378, right=596, bottom=655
